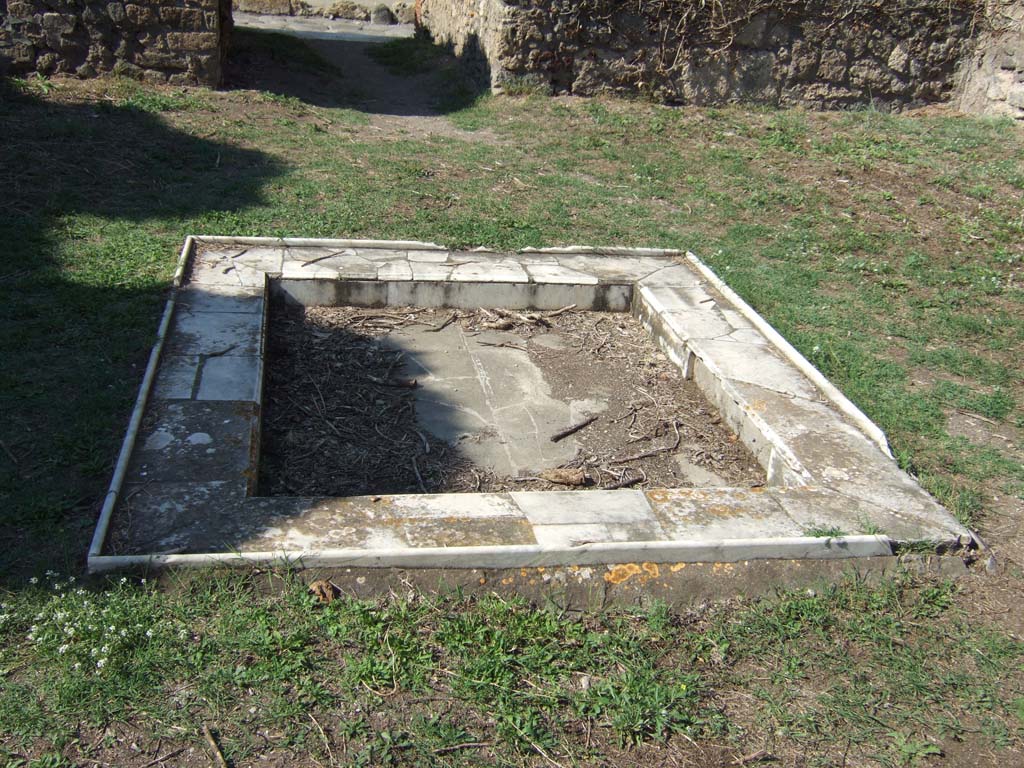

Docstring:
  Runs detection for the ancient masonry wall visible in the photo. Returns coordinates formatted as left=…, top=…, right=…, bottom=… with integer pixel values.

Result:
left=420, top=0, right=1023, bottom=115
left=958, top=1, right=1024, bottom=118
left=0, top=0, right=231, bottom=85
left=418, top=0, right=511, bottom=86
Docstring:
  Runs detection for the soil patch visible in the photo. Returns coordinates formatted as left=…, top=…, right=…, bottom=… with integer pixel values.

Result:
left=259, top=303, right=766, bottom=496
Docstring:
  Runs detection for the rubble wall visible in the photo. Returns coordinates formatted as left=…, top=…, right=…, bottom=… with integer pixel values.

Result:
left=419, top=0, right=1006, bottom=111
left=0, top=0, right=231, bottom=85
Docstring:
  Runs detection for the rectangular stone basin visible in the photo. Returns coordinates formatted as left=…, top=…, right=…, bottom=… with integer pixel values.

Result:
left=87, top=238, right=971, bottom=572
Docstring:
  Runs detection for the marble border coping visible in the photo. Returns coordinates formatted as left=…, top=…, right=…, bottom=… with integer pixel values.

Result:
left=87, top=237, right=972, bottom=572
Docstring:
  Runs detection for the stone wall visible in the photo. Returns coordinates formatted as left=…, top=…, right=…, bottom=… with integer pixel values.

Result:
left=418, top=0, right=509, bottom=85
left=958, top=1, right=1024, bottom=118
left=419, top=0, right=994, bottom=110
left=0, top=0, right=231, bottom=85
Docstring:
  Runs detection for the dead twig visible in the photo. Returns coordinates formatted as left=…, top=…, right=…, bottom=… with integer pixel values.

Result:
left=300, top=249, right=349, bottom=267
left=424, top=310, right=457, bottom=333
left=308, top=713, right=335, bottom=767
left=610, top=420, right=681, bottom=464
left=550, top=415, right=599, bottom=443
left=0, top=439, right=19, bottom=467
left=954, top=408, right=999, bottom=425
left=411, top=456, right=427, bottom=492
left=367, top=375, right=418, bottom=388
left=139, top=747, right=187, bottom=768
left=478, top=341, right=528, bottom=352
left=433, top=742, right=492, bottom=755
left=202, top=724, right=229, bottom=768
left=733, top=749, right=774, bottom=765
left=413, top=429, right=430, bottom=454
left=546, top=303, right=576, bottom=318
left=481, top=319, right=514, bottom=331
left=604, top=472, right=644, bottom=490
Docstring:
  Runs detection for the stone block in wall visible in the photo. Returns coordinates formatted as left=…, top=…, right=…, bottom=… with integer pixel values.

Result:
left=734, top=13, right=770, bottom=48
left=7, top=1, right=38, bottom=17
left=733, top=51, right=777, bottom=101
left=234, top=0, right=292, bottom=15
left=36, top=52, right=58, bottom=73
left=817, top=49, right=848, bottom=82
left=41, top=12, right=77, bottom=34
left=1007, top=83, right=1024, bottom=107
left=788, top=40, right=818, bottom=80
left=165, top=30, right=218, bottom=52
left=11, top=42, right=36, bottom=64
left=141, top=68, right=167, bottom=84
left=124, top=4, right=157, bottom=26
left=158, top=7, right=206, bottom=30
left=134, top=48, right=186, bottom=68
left=849, top=61, right=899, bottom=93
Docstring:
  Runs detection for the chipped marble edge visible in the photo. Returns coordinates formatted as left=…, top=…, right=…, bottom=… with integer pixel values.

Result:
left=88, top=534, right=895, bottom=572
left=88, top=235, right=196, bottom=560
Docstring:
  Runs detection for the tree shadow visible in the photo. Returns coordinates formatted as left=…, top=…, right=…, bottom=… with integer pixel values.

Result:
left=0, top=79, right=285, bottom=583
left=223, top=26, right=489, bottom=116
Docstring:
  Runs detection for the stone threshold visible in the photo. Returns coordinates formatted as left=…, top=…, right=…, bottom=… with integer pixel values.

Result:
left=87, top=237, right=972, bottom=573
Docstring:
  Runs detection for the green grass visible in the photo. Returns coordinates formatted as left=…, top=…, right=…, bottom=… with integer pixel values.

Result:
left=1, top=31, right=1023, bottom=765
left=0, top=570, right=1019, bottom=765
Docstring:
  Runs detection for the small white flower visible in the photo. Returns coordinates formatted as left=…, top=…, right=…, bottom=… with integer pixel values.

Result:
left=73, top=662, right=81, bottom=671
left=100, top=645, right=109, bottom=654
left=140, top=579, right=146, bottom=585
left=58, top=644, right=70, bottom=654
left=146, top=629, right=154, bottom=638
left=96, top=658, right=107, bottom=669
left=119, top=577, right=127, bottom=585
left=29, top=577, right=38, bottom=585
left=812, top=345, right=821, bottom=354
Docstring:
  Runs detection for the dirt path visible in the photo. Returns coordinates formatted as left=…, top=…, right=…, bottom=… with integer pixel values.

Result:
left=232, top=12, right=491, bottom=140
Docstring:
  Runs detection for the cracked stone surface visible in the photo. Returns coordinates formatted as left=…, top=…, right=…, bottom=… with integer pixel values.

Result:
left=386, top=323, right=581, bottom=476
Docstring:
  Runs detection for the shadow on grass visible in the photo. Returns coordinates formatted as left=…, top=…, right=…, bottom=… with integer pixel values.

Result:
left=224, top=26, right=488, bottom=116
left=0, top=79, right=284, bottom=584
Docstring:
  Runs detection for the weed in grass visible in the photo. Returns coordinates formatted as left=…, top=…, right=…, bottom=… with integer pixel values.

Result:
left=889, top=732, right=943, bottom=766
left=109, top=81, right=207, bottom=113
left=803, top=525, right=846, bottom=538
left=575, top=665, right=706, bottom=746
left=860, top=520, right=886, bottom=535
left=760, top=111, right=809, bottom=153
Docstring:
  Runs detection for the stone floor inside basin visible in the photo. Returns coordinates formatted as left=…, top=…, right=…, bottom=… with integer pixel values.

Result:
left=90, top=238, right=973, bottom=572
left=259, top=304, right=766, bottom=497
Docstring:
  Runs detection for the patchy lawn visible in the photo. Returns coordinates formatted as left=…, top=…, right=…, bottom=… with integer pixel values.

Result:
left=0, top=30, right=1022, bottom=767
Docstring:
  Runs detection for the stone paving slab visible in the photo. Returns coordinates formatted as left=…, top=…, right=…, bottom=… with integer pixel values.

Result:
left=89, top=238, right=972, bottom=572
